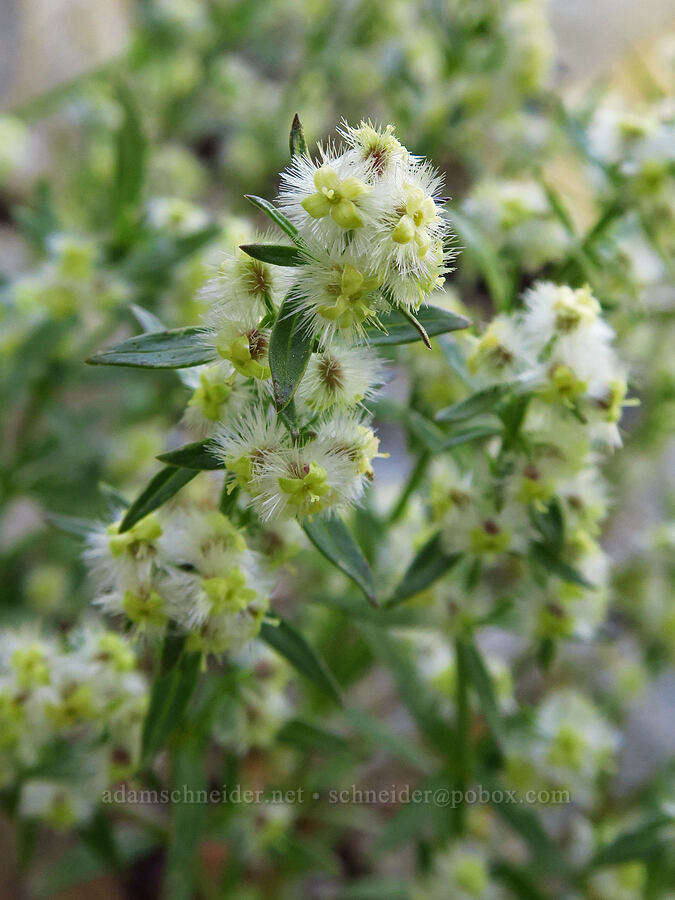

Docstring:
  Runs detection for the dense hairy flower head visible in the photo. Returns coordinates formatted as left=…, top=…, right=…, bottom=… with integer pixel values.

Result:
left=296, top=345, right=385, bottom=412
left=411, top=841, right=497, bottom=900
left=279, top=147, right=374, bottom=239
left=85, top=513, right=162, bottom=594
left=315, top=414, right=388, bottom=481
left=199, top=235, right=285, bottom=314
left=182, top=363, right=252, bottom=436
left=371, top=158, right=449, bottom=275
left=290, top=243, right=384, bottom=344
left=522, top=282, right=608, bottom=342
left=204, top=302, right=271, bottom=379
left=507, top=689, right=617, bottom=805
left=588, top=97, right=675, bottom=176
left=463, top=178, right=568, bottom=270
left=213, top=641, right=293, bottom=753
left=0, top=627, right=146, bottom=823
left=466, top=314, right=533, bottom=378
left=166, top=564, right=269, bottom=657
left=212, top=410, right=288, bottom=494
left=338, top=120, right=409, bottom=176
left=254, top=441, right=360, bottom=522
left=160, top=508, right=247, bottom=575
left=146, top=196, right=209, bottom=235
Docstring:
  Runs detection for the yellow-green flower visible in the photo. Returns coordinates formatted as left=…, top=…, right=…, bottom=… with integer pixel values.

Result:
left=188, top=370, right=233, bottom=421
left=278, top=461, right=333, bottom=518
left=317, top=264, right=380, bottom=330
left=392, top=183, right=438, bottom=256
left=107, top=514, right=162, bottom=559
left=217, top=330, right=270, bottom=379
left=301, top=166, right=369, bottom=229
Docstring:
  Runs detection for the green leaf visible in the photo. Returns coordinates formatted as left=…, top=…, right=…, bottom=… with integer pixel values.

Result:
left=387, top=532, right=462, bottom=607
left=157, top=440, right=223, bottom=471
left=344, top=708, right=434, bottom=772
left=489, top=782, right=570, bottom=879
left=360, top=625, right=453, bottom=754
left=530, top=541, right=594, bottom=589
left=362, top=306, right=470, bottom=346
left=163, top=737, right=208, bottom=900
left=588, top=815, right=673, bottom=869
left=130, top=303, right=166, bottom=333
left=303, top=516, right=377, bottom=605
left=86, top=326, right=215, bottom=369
left=112, top=86, right=146, bottom=237
left=447, top=208, right=509, bottom=310
left=240, top=243, right=306, bottom=266
left=46, top=513, right=96, bottom=539
left=373, top=399, right=447, bottom=453
left=260, top=617, right=342, bottom=705
left=530, top=498, right=564, bottom=552
left=123, top=227, right=220, bottom=283
left=141, top=651, right=202, bottom=764
left=78, top=810, right=121, bottom=872
left=439, top=423, right=503, bottom=449
left=120, top=467, right=198, bottom=532
left=269, top=293, right=314, bottom=411
left=98, top=481, right=130, bottom=513
left=492, top=862, right=547, bottom=900
left=436, top=383, right=515, bottom=423
left=245, top=194, right=299, bottom=241
left=277, top=719, right=352, bottom=754
left=459, top=638, right=504, bottom=747
left=290, top=113, right=308, bottom=157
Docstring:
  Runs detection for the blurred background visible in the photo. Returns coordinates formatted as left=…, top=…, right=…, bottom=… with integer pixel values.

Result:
left=0, top=1, right=673, bottom=898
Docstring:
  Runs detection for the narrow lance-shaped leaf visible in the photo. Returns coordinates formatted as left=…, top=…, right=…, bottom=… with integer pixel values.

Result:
left=141, top=650, right=202, bottom=764
left=260, top=617, right=342, bottom=705
left=447, top=208, right=509, bottom=310
left=157, top=440, right=223, bottom=471
left=436, top=383, right=516, bottom=423
left=245, top=194, right=299, bottom=241
left=387, top=531, right=462, bottom=607
left=360, top=625, right=454, bottom=754
left=460, top=637, right=504, bottom=748
left=112, top=85, right=146, bottom=236
left=46, top=513, right=97, bottom=539
left=130, top=303, right=165, bottom=333
left=240, top=243, right=306, bottom=267
left=303, top=516, right=377, bottom=606
left=530, top=541, right=594, bottom=589
left=361, top=306, right=470, bottom=347
left=120, top=466, right=198, bottom=532
left=86, top=327, right=215, bottom=369
left=290, top=113, right=308, bottom=158
left=587, top=814, right=673, bottom=869
left=163, top=736, right=208, bottom=900
left=269, top=292, right=314, bottom=411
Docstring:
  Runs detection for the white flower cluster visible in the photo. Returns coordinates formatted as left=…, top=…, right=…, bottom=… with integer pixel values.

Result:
left=506, top=690, right=618, bottom=807
left=195, top=122, right=455, bottom=522
left=411, top=841, right=498, bottom=900
left=279, top=120, right=453, bottom=340
left=462, top=178, right=569, bottom=271
left=212, top=642, right=293, bottom=753
left=0, top=627, right=146, bottom=828
left=588, top=97, right=675, bottom=184
left=86, top=504, right=270, bottom=656
left=422, top=282, right=631, bottom=640
left=11, top=233, right=128, bottom=320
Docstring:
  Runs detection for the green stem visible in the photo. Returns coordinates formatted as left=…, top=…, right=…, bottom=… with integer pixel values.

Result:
left=453, top=635, right=470, bottom=834
left=387, top=450, right=430, bottom=525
